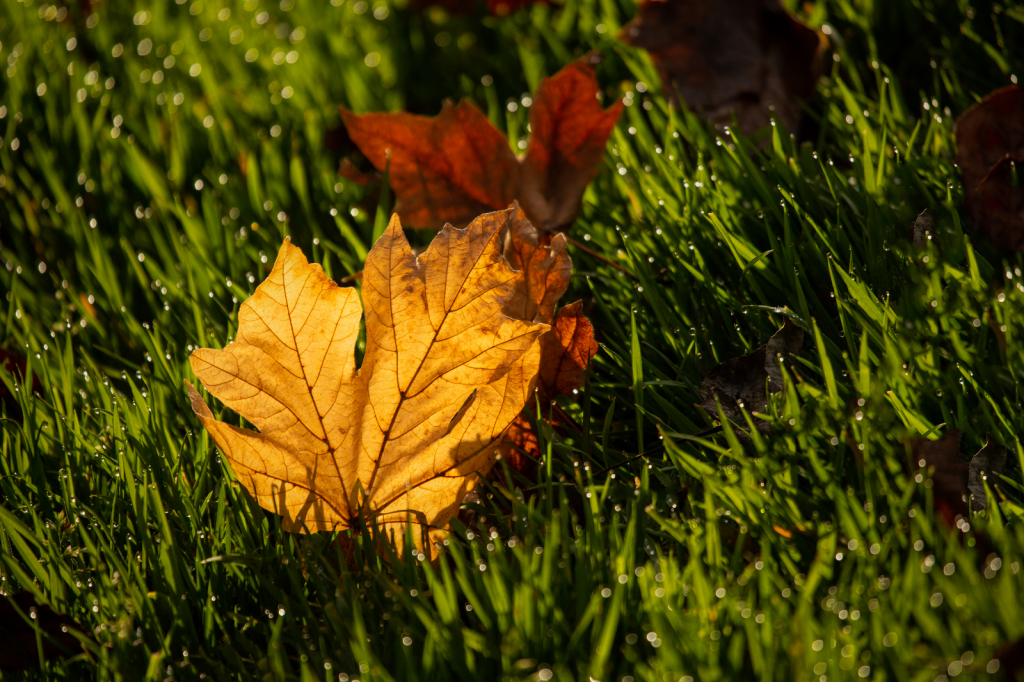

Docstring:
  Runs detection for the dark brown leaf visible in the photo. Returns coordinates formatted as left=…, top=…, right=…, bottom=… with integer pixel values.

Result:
left=0, top=594, right=83, bottom=670
left=909, top=430, right=966, bottom=524
left=620, top=0, right=825, bottom=135
left=996, top=637, right=1024, bottom=682
left=699, top=320, right=803, bottom=433
left=954, top=85, right=1024, bottom=250
left=909, top=208, right=935, bottom=247
left=967, top=438, right=1008, bottom=511
left=0, top=348, right=44, bottom=420
left=972, top=156, right=1024, bottom=251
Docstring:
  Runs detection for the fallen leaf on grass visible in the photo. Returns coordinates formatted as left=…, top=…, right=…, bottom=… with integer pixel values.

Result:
left=967, top=438, right=1008, bottom=511
left=496, top=205, right=596, bottom=469
left=188, top=207, right=548, bottom=554
left=909, top=432, right=1007, bottom=522
left=502, top=204, right=571, bottom=323
left=496, top=414, right=541, bottom=473
left=0, top=348, right=44, bottom=420
left=909, top=430, right=967, bottom=524
left=954, top=85, right=1024, bottom=250
left=537, top=301, right=599, bottom=405
left=0, top=593, right=83, bottom=670
left=619, top=0, right=825, bottom=135
left=698, top=320, right=803, bottom=433
left=909, top=208, right=935, bottom=247
left=340, top=54, right=622, bottom=232
left=972, top=157, right=1024, bottom=251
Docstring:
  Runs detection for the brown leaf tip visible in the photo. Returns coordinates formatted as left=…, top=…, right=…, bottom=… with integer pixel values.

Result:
left=185, top=380, right=214, bottom=419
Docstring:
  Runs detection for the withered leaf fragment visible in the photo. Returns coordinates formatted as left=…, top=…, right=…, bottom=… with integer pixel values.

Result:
left=954, top=85, right=1024, bottom=250
left=0, top=594, right=83, bottom=670
left=340, top=54, right=622, bottom=232
left=973, top=157, right=1024, bottom=250
left=909, top=430, right=966, bottom=525
left=620, top=0, right=825, bottom=136
left=909, top=208, right=935, bottom=247
left=537, top=301, right=599, bottom=405
left=699, top=321, right=803, bottom=433
left=188, top=208, right=548, bottom=553
left=495, top=204, right=589, bottom=467
left=497, top=414, right=542, bottom=474
left=502, top=203, right=571, bottom=324
left=967, top=438, right=1008, bottom=511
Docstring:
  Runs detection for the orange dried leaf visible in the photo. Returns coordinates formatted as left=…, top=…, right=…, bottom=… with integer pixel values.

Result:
left=342, top=55, right=622, bottom=232
left=188, top=207, right=548, bottom=553
left=620, top=0, right=825, bottom=135
left=537, top=301, right=599, bottom=404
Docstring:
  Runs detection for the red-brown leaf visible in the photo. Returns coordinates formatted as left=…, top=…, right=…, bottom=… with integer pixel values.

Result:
left=972, top=156, right=1024, bottom=250
left=519, top=58, right=624, bottom=231
left=619, top=0, right=825, bottom=135
left=909, top=431, right=967, bottom=526
left=954, top=86, right=1024, bottom=250
left=537, top=301, right=598, bottom=404
left=954, top=86, right=1024, bottom=196
left=502, top=203, right=572, bottom=324
left=341, top=55, right=621, bottom=232
left=497, top=414, right=542, bottom=474
left=340, top=100, right=519, bottom=229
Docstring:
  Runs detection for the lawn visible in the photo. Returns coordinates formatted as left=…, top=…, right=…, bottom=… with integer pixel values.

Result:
left=2, top=0, right=1024, bottom=680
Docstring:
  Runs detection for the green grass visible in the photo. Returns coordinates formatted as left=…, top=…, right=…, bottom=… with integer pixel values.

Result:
left=3, top=0, right=1024, bottom=680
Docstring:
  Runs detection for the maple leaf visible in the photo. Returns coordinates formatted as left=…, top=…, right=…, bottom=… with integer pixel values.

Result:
left=340, top=54, right=622, bottom=232
left=619, top=0, right=825, bottom=136
left=698, top=321, right=803, bottom=433
left=954, top=85, right=1024, bottom=250
left=187, top=207, right=548, bottom=552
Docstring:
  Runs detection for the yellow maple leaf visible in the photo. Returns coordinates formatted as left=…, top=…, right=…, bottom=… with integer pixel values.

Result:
left=187, top=207, right=548, bottom=552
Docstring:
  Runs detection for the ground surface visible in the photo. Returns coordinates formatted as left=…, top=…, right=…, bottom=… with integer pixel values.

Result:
left=2, top=0, right=1024, bottom=680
